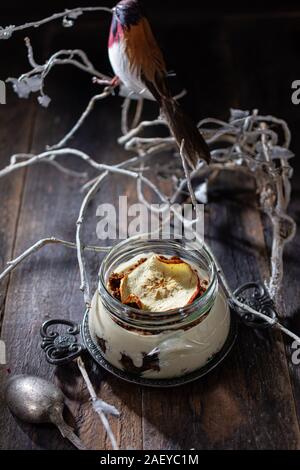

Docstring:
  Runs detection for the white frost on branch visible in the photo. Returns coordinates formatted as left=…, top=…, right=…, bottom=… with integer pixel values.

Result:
left=8, top=74, right=43, bottom=99
left=6, top=37, right=111, bottom=108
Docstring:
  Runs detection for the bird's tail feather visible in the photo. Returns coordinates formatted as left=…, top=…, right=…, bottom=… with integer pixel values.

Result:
left=161, top=98, right=211, bottom=169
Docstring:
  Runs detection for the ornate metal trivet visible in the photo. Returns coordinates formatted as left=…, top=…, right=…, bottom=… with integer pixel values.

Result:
left=39, top=282, right=277, bottom=386
left=40, top=319, right=85, bottom=365
left=231, top=281, right=277, bottom=329
left=40, top=312, right=237, bottom=387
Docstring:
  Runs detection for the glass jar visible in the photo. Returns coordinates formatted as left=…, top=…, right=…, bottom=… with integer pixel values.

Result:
left=89, top=236, right=231, bottom=379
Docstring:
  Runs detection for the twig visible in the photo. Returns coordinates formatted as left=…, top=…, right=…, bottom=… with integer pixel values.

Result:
left=76, top=358, right=119, bottom=451
left=76, top=174, right=108, bottom=307
left=121, top=97, right=131, bottom=135
left=0, top=7, right=112, bottom=40
left=118, top=120, right=168, bottom=145
left=47, top=87, right=116, bottom=150
left=24, top=37, right=38, bottom=68
left=0, top=237, right=109, bottom=283
left=7, top=38, right=111, bottom=107
left=46, top=159, right=88, bottom=178
left=80, top=176, right=100, bottom=193
left=131, top=99, right=144, bottom=130
left=9, top=153, right=87, bottom=178
left=0, top=147, right=170, bottom=204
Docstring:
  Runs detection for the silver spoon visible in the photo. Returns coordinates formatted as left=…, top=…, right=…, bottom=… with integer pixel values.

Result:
left=5, top=374, right=87, bottom=450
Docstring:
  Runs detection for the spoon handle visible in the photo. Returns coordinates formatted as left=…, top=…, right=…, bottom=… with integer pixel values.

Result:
left=56, top=420, right=87, bottom=450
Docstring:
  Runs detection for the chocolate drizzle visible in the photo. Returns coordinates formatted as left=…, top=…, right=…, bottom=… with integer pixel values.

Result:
left=97, top=337, right=107, bottom=354
left=108, top=272, right=124, bottom=301
left=120, top=351, right=160, bottom=376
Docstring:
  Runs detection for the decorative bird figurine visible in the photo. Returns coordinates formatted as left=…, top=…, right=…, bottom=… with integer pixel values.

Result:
left=108, top=0, right=211, bottom=169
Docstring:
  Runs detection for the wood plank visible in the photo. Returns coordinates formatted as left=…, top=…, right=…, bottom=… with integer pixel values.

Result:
left=0, top=73, right=143, bottom=449
left=0, top=94, right=36, bottom=449
left=280, top=179, right=300, bottom=425
left=142, top=192, right=300, bottom=449
left=0, top=97, right=36, bottom=325
left=245, top=16, right=300, bottom=433
left=227, top=12, right=300, bottom=444
left=0, top=26, right=40, bottom=322
left=142, top=14, right=300, bottom=449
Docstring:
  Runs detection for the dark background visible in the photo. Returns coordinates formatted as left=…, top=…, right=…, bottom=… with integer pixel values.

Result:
left=2, top=0, right=300, bottom=15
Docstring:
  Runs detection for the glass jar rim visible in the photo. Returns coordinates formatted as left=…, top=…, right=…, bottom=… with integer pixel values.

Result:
left=97, top=235, right=218, bottom=327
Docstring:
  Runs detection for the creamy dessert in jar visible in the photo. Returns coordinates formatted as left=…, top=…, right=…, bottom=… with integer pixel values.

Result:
left=89, top=238, right=231, bottom=379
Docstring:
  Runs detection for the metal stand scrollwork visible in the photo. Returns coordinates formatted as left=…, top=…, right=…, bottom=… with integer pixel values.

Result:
left=231, top=282, right=277, bottom=329
left=41, top=319, right=85, bottom=365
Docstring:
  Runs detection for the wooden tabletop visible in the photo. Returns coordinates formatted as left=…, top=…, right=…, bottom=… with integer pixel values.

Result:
left=0, top=10, right=300, bottom=450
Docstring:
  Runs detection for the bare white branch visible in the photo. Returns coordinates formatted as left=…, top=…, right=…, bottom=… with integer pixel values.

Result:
left=0, top=7, right=112, bottom=40
left=7, top=46, right=110, bottom=105
left=77, top=357, right=119, bottom=450
left=121, top=97, right=131, bottom=135
left=131, top=98, right=144, bottom=130
left=0, top=237, right=109, bottom=283
left=47, top=87, right=116, bottom=150
left=118, top=118, right=168, bottom=145
left=76, top=173, right=108, bottom=307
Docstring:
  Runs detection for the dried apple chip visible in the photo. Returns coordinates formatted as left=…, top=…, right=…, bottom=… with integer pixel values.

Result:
left=119, top=254, right=201, bottom=312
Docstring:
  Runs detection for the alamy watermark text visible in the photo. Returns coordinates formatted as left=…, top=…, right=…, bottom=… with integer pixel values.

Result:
left=95, top=197, right=204, bottom=246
